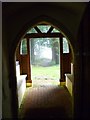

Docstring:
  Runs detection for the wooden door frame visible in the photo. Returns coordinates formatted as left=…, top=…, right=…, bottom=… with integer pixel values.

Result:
left=25, top=33, right=64, bottom=83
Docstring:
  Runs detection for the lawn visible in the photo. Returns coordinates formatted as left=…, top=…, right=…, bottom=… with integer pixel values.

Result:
left=31, top=65, right=60, bottom=80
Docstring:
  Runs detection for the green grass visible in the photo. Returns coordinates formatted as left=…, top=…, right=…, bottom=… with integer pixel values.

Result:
left=31, top=65, right=60, bottom=80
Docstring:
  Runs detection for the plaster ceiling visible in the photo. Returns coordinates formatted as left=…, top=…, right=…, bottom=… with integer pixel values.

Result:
left=3, top=2, right=87, bottom=19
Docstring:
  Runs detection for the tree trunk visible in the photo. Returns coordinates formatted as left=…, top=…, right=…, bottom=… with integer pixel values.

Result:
left=52, top=41, right=59, bottom=64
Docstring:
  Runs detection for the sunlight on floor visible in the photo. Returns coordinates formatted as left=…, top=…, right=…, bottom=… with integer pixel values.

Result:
left=32, top=79, right=60, bottom=87
left=26, top=79, right=60, bottom=88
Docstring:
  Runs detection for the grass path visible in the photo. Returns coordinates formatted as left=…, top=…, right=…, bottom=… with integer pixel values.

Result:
left=31, top=65, right=60, bottom=80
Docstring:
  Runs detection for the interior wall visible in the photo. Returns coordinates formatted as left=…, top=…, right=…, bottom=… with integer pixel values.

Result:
left=2, top=20, right=13, bottom=118
left=2, top=2, right=88, bottom=119
left=74, top=3, right=90, bottom=118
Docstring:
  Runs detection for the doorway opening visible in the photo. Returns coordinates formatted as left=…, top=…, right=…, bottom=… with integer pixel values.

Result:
left=16, top=23, right=71, bottom=88
left=15, top=22, right=73, bottom=88
left=30, top=37, right=60, bottom=87
left=15, top=22, right=74, bottom=118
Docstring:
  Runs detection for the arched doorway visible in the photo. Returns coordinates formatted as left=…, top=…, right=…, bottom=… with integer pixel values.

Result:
left=15, top=21, right=74, bottom=86
left=3, top=2, right=88, bottom=119
left=11, top=17, right=74, bottom=118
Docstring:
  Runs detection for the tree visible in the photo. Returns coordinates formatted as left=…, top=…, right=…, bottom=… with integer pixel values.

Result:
left=28, top=26, right=60, bottom=65
left=50, top=38, right=59, bottom=64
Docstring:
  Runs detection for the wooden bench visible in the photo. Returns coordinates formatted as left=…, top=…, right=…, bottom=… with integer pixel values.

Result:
left=16, top=61, right=27, bottom=108
left=65, top=63, right=74, bottom=96
left=17, top=75, right=27, bottom=108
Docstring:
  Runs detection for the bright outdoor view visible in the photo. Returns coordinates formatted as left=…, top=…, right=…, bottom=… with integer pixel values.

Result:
left=20, top=25, right=69, bottom=86
left=30, top=37, right=60, bottom=86
left=28, top=25, right=60, bottom=86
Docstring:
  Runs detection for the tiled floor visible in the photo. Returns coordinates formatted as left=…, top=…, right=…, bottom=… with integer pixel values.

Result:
left=19, top=83, right=72, bottom=119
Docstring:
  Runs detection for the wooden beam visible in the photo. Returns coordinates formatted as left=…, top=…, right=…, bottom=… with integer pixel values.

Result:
left=34, top=26, right=42, bottom=33
left=27, top=38, right=31, bottom=81
left=59, top=37, right=64, bottom=82
left=24, top=33, right=64, bottom=38
left=47, top=26, right=54, bottom=33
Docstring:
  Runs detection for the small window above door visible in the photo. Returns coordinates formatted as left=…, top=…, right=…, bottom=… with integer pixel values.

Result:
left=26, top=25, right=60, bottom=34
left=27, top=28, right=38, bottom=33
left=51, top=28, right=60, bottom=33
left=37, top=25, right=51, bottom=33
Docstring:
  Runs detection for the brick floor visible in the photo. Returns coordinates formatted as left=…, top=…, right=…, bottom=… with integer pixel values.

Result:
left=19, top=85, right=73, bottom=119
